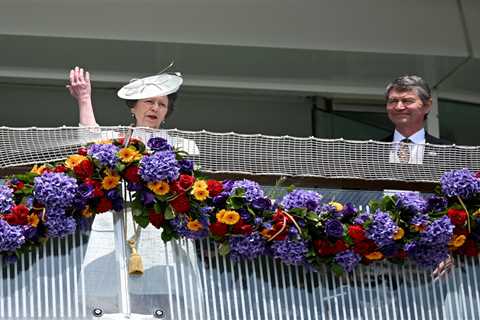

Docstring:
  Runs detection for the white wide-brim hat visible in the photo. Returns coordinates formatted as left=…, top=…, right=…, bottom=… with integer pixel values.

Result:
left=117, top=73, right=183, bottom=100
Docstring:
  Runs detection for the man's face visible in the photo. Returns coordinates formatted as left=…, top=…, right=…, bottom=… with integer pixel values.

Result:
left=386, top=89, right=431, bottom=130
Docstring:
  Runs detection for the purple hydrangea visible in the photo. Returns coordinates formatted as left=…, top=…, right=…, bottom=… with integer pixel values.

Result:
left=271, top=239, right=309, bottom=265
left=420, top=216, right=454, bottom=246
left=367, top=210, right=397, bottom=248
left=325, top=219, right=344, bottom=238
left=147, top=137, right=173, bottom=152
left=229, top=232, right=266, bottom=261
left=339, top=203, right=357, bottom=221
left=411, top=214, right=430, bottom=227
left=252, top=197, right=272, bottom=211
left=0, top=219, right=26, bottom=252
left=425, top=195, right=448, bottom=213
left=334, top=250, right=362, bottom=273
left=34, top=172, right=78, bottom=208
left=280, top=189, right=322, bottom=212
left=170, top=214, right=209, bottom=240
left=87, top=143, right=120, bottom=168
left=354, top=212, right=370, bottom=225
left=0, top=185, right=14, bottom=213
left=395, top=192, right=427, bottom=214
left=139, top=151, right=180, bottom=182
left=405, top=242, right=450, bottom=268
left=440, top=168, right=480, bottom=199
left=44, top=208, right=77, bottom=238
left=230, top=180, right=265, bottom=203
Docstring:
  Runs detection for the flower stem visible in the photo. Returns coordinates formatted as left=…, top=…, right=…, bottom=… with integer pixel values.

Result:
left=457, top=196, right=471, bottom=233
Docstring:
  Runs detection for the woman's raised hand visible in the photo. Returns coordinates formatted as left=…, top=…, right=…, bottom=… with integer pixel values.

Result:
left=67, top=66, right=91, bottom=102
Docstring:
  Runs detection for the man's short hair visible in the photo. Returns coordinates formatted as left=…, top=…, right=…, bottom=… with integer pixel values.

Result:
left=385, top=75, right=431, bottom=104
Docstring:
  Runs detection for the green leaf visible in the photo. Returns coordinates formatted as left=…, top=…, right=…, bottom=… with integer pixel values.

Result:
left=164, top=205, right=175, bottom=220
left=218, top=242, right=231, bottom=256
left=115, top=162, right=126, bottom=173
left=331, top=263, right=345, bottom=276
left=154, top=202, right=164, bottom=214
left=306, top=211, right=320, bottom=222
left=133, top=214, right=149, bottom=228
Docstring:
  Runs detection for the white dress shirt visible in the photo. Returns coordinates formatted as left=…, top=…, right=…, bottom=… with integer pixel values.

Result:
left=389, top=128, right=426, bottom=164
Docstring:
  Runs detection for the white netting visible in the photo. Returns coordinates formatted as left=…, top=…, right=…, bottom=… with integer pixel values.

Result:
left=1, top=126, right=479, bottom=183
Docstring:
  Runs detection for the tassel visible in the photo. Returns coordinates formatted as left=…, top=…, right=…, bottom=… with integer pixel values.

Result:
left=128, top=239, right=144, bottom=275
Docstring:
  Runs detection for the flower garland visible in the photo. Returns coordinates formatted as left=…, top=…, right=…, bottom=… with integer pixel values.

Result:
left=1, top=137, right=480, bottom=275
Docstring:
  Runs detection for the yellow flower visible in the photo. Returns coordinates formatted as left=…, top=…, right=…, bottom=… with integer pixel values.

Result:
left=450, top=235, right=467, bottom=248
left=329, top=201, right=343, bottom=212
left=393, top=227, right=405, bottom=240
left=65, top=154, right=87, bottom=169
left=97, top=139, right=113, bottom=144
left=30, top=165, right=48, bottom=175
left=187, top=219, right=203, bottom=232
left=81, top=206, right=94, bottom=218
left=411, top=224, right=426, bottom=232
left=118, top=147, right=139, bottom=163
left=147, top=181, right=170, bottom=195
left=216, top=210, right=240, bottom=225
left=28, top=214, right=40, bottom=227
left=192, top=188, right=209, bottom=201
left=365, top=251, right=384, bottom=260
left=102, top=174, right=120, bottom=190
left=192, top=180, right=208, bottom=191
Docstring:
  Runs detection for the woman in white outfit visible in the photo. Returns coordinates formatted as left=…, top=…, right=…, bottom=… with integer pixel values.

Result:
left=67, top=67, right=203, bottom=318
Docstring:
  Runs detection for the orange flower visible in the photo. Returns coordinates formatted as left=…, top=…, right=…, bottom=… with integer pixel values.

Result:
left=365, top=251, right=384, bottom=260
left=147, top=181, right=170, bottom=195
left=450, top=235, right=467, bottom=248
left=65, top=154, right=87, bottom=169
left=393, top=227, right=405, bottom=240
left=187, top=219, right=203, bottom=232
left=192, top=188, right=209, bottom=201
left=81, top=206, right=94, bottom=218
left=118, top=147, right=140, bottom=163
left=28, top=214, right=40, bottom=227
left=216, top=210, right=240, bottom=225
left=102, top=174, right=120, bottom=190
left=30, top=165, right=48, bottom=175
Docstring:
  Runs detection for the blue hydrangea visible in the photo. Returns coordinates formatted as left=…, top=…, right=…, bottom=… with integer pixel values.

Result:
left=0, top=219, right=25, bottom=252
left=229, top=232, right=266, bottom=261
left=139, top=150, right=180, bottom=182
left=405, top=242, right=450, bottom=269
left=44, top=208, right=77, bottom=238
left=440, top=168, right=480, bottom=199
left=411, top=214, right=430, bottom=227
left=334, top=250, right=362, bottom=273
left=88, top=143, right=120, bottom=168
left=271, top=239, right=309, bottom=265
left=230, top=180, right=265, bottom=203
left=0, top=185, right=14, bottom=213
left=395, top=192, right=427, bottom=214
left=280, top=189, right=322, bottom=212
left=367, top=210, right=397, bottom=248
left=34, top=172, right=78, bottom=208
left=420, top=216, right=454, bottom=246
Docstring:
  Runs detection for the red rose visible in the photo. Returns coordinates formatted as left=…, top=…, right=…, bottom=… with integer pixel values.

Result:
left=272, top=209, right=286, bottom=222
left=460, top=239, right=479, bottom=257
left=13, top=181, right=25, bottom=191
left=96, top=198, right=113, bottom=213
left=4, top=205, right=29, bottom=225
left=209, top=221, right=228, bottom=237
left=348, top=225, right=366, bottom=242
left=352, top=239, right=377, bottom=255
left=78, top=147, right=88, bottom=156
left=148, top=209, right=165, bottom=229
left=169, top=194, right=190, bottom=213
left=179, top=174, right=195, bottom=189
left=54, top=164, right=68, bottom=173
left=169, top=181, right=185, bottom=195
left=313, top=239, right=346, bottom=256
left=447, top=208, right=468, bottom=226
left=74, top=159, right=94, bottom=179
left=124, top=165, right=140, bottom=183
left=233, top=219, right=253, bottom=235
left=207, top=180, right=223, bottom=197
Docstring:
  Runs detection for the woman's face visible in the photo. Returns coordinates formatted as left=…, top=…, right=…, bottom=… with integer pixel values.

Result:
left=131, top=95, right=169, bottom=128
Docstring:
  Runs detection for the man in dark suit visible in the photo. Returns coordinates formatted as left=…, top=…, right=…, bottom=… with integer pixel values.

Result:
left=381, top=75, right=450, bottom=165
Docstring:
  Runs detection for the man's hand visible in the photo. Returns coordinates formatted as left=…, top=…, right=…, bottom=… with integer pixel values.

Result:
left=67, top=66, right=91, bottom=102
left=432, top=255, right=454, bottom=280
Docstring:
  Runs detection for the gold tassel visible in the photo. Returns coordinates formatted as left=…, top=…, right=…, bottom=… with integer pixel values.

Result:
left=128, top=239, right=144, bottom=275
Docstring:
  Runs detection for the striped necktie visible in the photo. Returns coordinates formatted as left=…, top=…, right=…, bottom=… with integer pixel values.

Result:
left=398, top=138, right=412, bottom=163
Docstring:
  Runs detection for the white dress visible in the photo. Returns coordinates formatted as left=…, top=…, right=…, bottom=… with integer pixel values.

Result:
left=80, top=127, right=203, bottom=317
